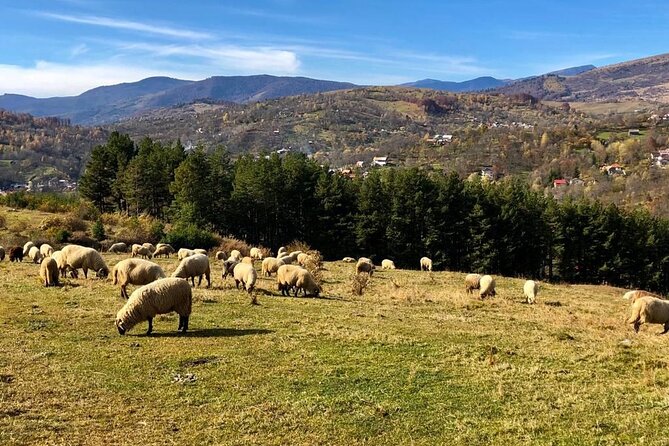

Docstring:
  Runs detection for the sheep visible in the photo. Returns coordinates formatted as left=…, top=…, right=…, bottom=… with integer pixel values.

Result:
left=39, top=257, right=59, bottom=287
left=172, top=253, right=211, bottom=288
left=115, top=277, right=192, bottom=335
left=627, top=295, right=669, bottom=334
left=293, top=269, right=321, bottom=297
left=279, top=252, right=300, bottom=265
left=242, top=256, right=254, bottom=264
left=623, top=290, right=659, bottom=302
left=152, top=244, right=175, bottom=258
left=229, top=249, right=242, bottom=261
left=142, top=243, right=156, bottom=254
left=194, top=248, right=207, bottom=255
left=297, top=252, right=310, bottom=266
left=479, top=275, right=496, bottom=299
left=61, top=244, right=109, bottom=279
left=381, top=259, right=396, bottom=270
left=261, top=257, right=285, bottom=277
left=40, top=244, right=54, bottom=258
left=0, top=246, right=4, bottom=261
left=420, top=257, right=433, bottom=272
left=177, top=248, right=197, bottom=260
left=28, top=246, right=44, bottom=264
left=342, top=257, right=356, bottom=263
left=215, top=251, right=227, bottom=261
left=23, top=241, right=35, bottom=257
left=112, top=258, right=166, bottom=299
left=108, top=242, right=128, bottom=253
left=222, top=260, right=257, bottom=294
left=51, top=250, right=78, bottom=279
left=464, top=274, right=482, bottom=294
left=131, top=244, right=153, bottom=259
left=277, top=246, right=287, bottom=258
left=524, top=280, right=538, bottom=304
left=276, top=264, right=305, bottom=296
left=8, top=246, right=23, bottom=262
left=356, top=258, right=375, bottom=275
left=250, top=247, right=263, bottom=260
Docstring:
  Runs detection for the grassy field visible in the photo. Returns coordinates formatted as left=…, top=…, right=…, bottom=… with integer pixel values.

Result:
left=1, top=248, right=669, bottom=445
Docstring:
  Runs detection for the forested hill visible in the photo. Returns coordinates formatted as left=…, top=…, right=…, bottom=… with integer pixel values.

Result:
left=0, top=110, right=107, bottom=188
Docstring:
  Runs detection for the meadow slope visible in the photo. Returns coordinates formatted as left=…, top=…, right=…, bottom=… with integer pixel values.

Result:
left=0, top=249, right=667, bottom=445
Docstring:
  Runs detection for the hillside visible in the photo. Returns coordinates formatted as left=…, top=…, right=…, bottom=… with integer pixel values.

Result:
left=401, top=76, right=510, bottom=92
left=496, top=53, right=669, bottom=102
left=0, top=75, right=358, bottom=125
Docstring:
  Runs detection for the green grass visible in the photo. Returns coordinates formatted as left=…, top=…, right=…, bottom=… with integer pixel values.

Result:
left=1, top=252, right=669, bottom=444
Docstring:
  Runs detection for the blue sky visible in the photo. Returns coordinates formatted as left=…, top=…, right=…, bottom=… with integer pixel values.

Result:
left=2, top=0, right=668, bottom=97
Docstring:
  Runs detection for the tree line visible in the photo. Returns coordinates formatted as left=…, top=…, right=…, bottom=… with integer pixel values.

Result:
left=79, top=132, right=669, bottom=293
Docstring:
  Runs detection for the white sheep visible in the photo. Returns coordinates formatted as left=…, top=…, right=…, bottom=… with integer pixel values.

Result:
left=623, top=290, right=658, bottom=302
left=172, top=253, right=211, bottom=287
left=108, top=242, right=128, bottom=253
left=356, top=258, right=374, bottom=275
left=23, top=241, right=35, bottom=257
left=177, top=248, right=197, bottom=260
left=241, top=256, right=254, bottom=264
left=250, top=247, right=264, bottom=260
left=40, top=257, right=59, bottom=287
left=342, top=257, right=356, bottom=263
left=51, top=250, right=78, bottom=278
left=277, top=246, right=287, bottom=258
left=142, top=243, right=156, bottom=254
left=381, top=259, right=396, bottom=270
left=153, top=244, right=175, bottom=258
left=279, top=252, right=300, bottom=265
left=627, top=295, right=669, bottom=334
left=61, top=244, right=109, bottom=279
left=293, top=269, right=321, bottom=297
left=194, top=248, right=207, bottom=255
left=524, top=280, right=538, bottom=304
left=229, top=249, right=242, bottom=261
left=276, top=264, right=305, bottom=296
left=479, top=275, right=496, bottom=299
left=222, top=260, right=257, bottom=294
left=28, top=246, right=43, bottom=264
left=464, top=274, right=482, bottom=294
left=115, top=277, right=192, bottom=335
left=261, top=257, right=285, bottom=277
left=112, top=258, right=166, bottom=299
left=420, top=257, right=433, bottom=272
left=39, top=243, right=54, bottom=257
left=131, top=244, right=153, bottom=259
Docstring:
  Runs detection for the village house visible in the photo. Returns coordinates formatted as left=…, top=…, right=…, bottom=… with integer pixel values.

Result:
left=553, top=178, right=568, bottom=188
left=601, top=163, right=626, bottom=176
left=372, top=156, right=393, bottom=167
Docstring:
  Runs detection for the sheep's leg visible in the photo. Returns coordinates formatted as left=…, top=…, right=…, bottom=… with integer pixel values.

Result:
left=146, top=317, right=153, bottom=335
left=206, top=274, right=211, bottom=288
left=235, top=279, right=240, bottom=289
left=190, top=277, right=195, bottom=287
left=83, top=268, right=88, bottom=279
left=121, top=285, right=127, bottom=299
left=633, top=321, right=641, bottom=333
left=181, top=316, right=189, bottom=333
left=662, top=322, right=669, bottom=335
left=197, top=275, right=202, bottom=287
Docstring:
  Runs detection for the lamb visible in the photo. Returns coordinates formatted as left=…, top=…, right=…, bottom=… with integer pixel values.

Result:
left=250, top=247, right=263, bottom=260
left=112, top=258, right=166, bottom=299
left=142, top=243, right=156, bottom=254
left=131, top=244, right=153, bottom=259
left=276, top=264, right=305, bottom=296
left=222, top=260, right=257, bottom=294
left=229, top=249, right=242, bottom=261
left=28, top=246, right=44, bottom=264
left=464, top=274, right=482, bottom=294
left=0, top=246, right=4, bottom=261
left=8, top=246, right=23, bottom=262
left=51, top=250, right=78, bottom=278
left=152, top=244, right=175, bottom=258
left=108, top=242, right=128, bottom=253
left=356, top=258, right=375, bottom=275
left=261, top=257, right=285, bottom=277
left=524, top=280, right=538, bottom=304
left=479, top=275, right=496, bottom=299
left=23, top=241, right=35, bottom=257
left=40, top=243, right=54, bottom=257
left=40, top=257, right=59, bottom=287
left=381, top=259, right=396, bottom=270
left=172, top=253, right=211, bottom=287
left=420, top=257, right=433, bottom=272
left=215, top=251, right=227, bottom=261
left=627, top=295, right=669, bottom=334
left=342, top=257, right=356, bottom=263
left=177, top=248, right=197, bottom=260
left=61, top=244, right=109, bottom=279
left=115, top=277, right=192, bottom=335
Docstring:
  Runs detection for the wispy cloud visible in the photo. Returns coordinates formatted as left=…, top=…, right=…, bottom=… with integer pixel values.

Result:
left=222, top=7, right=327, bottom=25
left=69, top=43, right=89, bottom=58
left=505, top=30, right=585, bottom=40
left=38, top=12, right=213, bottom=40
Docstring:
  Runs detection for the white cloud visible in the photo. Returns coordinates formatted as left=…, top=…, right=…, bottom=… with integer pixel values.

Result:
left=0, top=61, right=197, bottom=97
left=69, top=43, right=89, bottom=58
left=39, top=12, right=213, bottom=40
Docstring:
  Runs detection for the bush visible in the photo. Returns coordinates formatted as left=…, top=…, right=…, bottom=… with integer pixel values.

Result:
left=38, top=215, right=88, bottom=233
left=55, top=229, right=71, bottom=244
left=0, top=214, right=6, bottom=229
left=165, top=224, right=218, bottom=250
left=217, top=237, right=251, bottom=257
left=68, top=231, right=101, bottom=250
left=285, top=240, right=311, bottom=254
left=0, top=192, right=82, bottom=213
left=113, top=215, right=164, bottom=245
left=91, top=220, right=106, bottom=241
left=351, top=273, right=370, bottom=296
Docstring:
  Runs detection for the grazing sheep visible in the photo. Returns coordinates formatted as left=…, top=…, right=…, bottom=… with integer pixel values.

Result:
left=172, top=253, right=210, bottom=288
left=194, top=248, right=207, bottom=255
left=342, top=257, right=356, bottom=263
left=142, top=243, right=156, bottom=254
left=627, top=295, right=669, bottom=334
left=297, top=252, right=310, bottom=266
left=39, top=257, right=59, bottom=287
left=241, top=256, right=254, bottom=264
left=250, top=247, right=263, bottom=260
left=464, top=274, right=482, bottom=294
left=279, top=252, right=300, bottom=265
left=277, top=246, right=287, bottom=258
left=8, top=246, right=23, bottom=262
left=479, top=275, right=496, bottom=299
left=152, top=244, right=175, bottom=258
left=261, top=257, right=285, bottom=277
left=276, top=264, right=305, bottom=296
left=112, top=258, right=166, bottom=299
left=61, top=244, right=109, bottom=279
left=229, top=249, right=242, bottom=261
left=177, top=248, right=197, bottom=260
left=28, top=246, right=44, bottom=264
left=420, top=257, right=433, bottom=272
left=108, top=242, right=128, bottom=253
left=40, top=244, right=54, bottom=258
left=356, top=258, right=375, bottom=275
left=131, top=244, right=153, bottom=259
left=623, top=290, right=659, bottom=302
left=381, top=259, right=396, bottom=270
left=524, top=280, right=538, bottom=304
left=115, top=277, right=192, bottom=335
left=23, top=241, right=35, bottom=257
left=215, top=251, right=226, bottom=261
left=0, top=246, right=5, bottom=261
left=222, top=260, right=257, bottom=294
left=51, top=250, right=78, bottom=279
left=293, top=269, right=321, bottom=297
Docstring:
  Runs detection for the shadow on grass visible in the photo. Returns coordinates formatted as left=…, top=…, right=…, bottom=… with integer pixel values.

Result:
left=144, top=328, right=274, bottom=338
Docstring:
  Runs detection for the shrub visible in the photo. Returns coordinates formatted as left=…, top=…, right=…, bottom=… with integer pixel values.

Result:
left=91, top=220, right=106, bottom=241
left=0, top=214, right=6, bottom=229
left=351, top=273, right=370, bottom=296
left=55, top=229, right=71, bottom=244
left=113, top=215, right=164, bottom=245
left=68, top=231, right=101, bottom=250
left=218, top=237, right=251, bottom=257
left=165, top=224, right=218, bottom=250
left=286, top=240, right=311, bottom=254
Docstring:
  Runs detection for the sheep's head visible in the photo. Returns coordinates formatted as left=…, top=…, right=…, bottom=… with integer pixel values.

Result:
left=116, top=319, right=126, bottom=335
left=97, top=268, right=109, bottom=279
